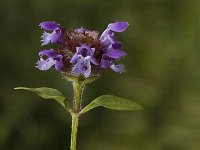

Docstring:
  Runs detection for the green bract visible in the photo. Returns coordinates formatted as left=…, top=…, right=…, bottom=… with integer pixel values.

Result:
left=15, top=87, right=143, bottom=116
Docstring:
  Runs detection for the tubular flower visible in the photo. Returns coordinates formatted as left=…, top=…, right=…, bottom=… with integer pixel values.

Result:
left=39, top=21, right=64, bottom=45
left=36, top=21, right=129, bottom=78
left=70, top=44, right=98, bottom=77
left=36, top=49, right=63, bottom=71
left=99, top=22, right=129, bottom=73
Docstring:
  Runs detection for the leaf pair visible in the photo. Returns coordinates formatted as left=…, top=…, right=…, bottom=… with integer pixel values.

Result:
left=15, top=87, right=143, bottom=115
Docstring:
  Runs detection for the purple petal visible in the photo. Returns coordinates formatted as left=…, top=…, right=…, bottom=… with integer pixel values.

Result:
left=83, top=59, right=92, bottom=77
left=70, top=53, right=79, bottom=63
left=39, top=49, right=60, bottom=58
left=100, top=55, right=110, bottom=68
left=110, top=64, right=125, bottom=73
left=100, top=31, right=114, bottom=44
left=107, top=22, right=129, bottom=32
left=41, top=31, right=61, bottom=45
left=112, top=42, right=122, bottom=49
left=50, top=31, right=61, bottom=43
left=106, top=32, right=115, bottom=44
left=41, top=32, right=52, bottom=45
left=76, top=45, right=88, bottom=57
left=100, top=37, right=112, bottom=47
left=100, top=22, right=128, bottom=42
left=40, top=22, right=63, bottom=45
left=36, top=58, right=55, bottom=71
left=76, top=44, right=95, bottom=57
left=72, top=56, right=91, bottom=77
left=90, top=57, right=99, bottom=65
left=37, top=50, right=63, bottom=71
left=107, top=50, right=127, bottom=59
left=72, top=62, right=84, bottom=76
left=55, top=58, right=64, bottom=71
left=39, top=21, right=59, bottom=30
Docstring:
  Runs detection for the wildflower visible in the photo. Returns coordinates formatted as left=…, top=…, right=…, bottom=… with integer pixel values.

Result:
left=99, top=22, right=129, bottom=73
left=37, top=21, right=129, bottom=77
left=70, top=44, right=98, bottom=77
left=99, top=22, right=129, bottom=47
left=39, top=21, right=64, bottom=45
left=36, top=49, right=63, bottom=70
left=100, top=50, right=127, bottom=73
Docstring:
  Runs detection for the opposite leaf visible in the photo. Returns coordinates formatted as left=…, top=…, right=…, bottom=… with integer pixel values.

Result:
left=80, top=95, right=144, bottom=115
left=15, top=87, right=69, bottom=110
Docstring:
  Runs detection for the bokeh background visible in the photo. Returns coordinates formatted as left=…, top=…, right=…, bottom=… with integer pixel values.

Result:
left=1, top=0, right=200, bottom=149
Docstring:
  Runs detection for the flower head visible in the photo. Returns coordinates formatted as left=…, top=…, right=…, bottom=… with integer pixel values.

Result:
left=37, top=21, right=129, bottom=78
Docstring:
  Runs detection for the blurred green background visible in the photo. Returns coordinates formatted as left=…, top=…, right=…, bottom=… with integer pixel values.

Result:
left=1, top=0, right=200, bottom=149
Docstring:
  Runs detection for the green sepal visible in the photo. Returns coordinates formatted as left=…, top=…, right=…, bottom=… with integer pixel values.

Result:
left=14, top=87, right=70, bottom=111
left=79, top=95, right=144, bottom=115
left=62, top=73, right=99, bottom=85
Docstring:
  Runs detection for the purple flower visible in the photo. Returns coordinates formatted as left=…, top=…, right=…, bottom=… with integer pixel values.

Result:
left=100, top=51, right=126, bottom=73
left=37, top=21, right=129, bottom=77
left=72, top=56, right=92, bottom=77
left=99, top=22, right=129, bottom=73
left=70, top=44, right=98, bottom=77
left=100, top=22, right=129, bottom=47
left=36, top=49, right=63, bottom=71
left=39, top=21, right=64, bottom=46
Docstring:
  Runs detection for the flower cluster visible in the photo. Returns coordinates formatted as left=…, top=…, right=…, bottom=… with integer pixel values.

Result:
left=36, top=21, right=129, bottom=78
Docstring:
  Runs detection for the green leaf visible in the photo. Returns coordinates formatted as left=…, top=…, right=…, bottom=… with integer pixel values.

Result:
left=79, top=95, right=144, bottom=115
left=15, top=87, right=70, bottom=110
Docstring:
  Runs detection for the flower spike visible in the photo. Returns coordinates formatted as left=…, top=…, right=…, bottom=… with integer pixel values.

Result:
left=37, top=21, right=129, bottom=77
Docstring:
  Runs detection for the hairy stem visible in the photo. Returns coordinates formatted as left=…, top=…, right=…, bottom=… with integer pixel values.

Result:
left=72, top=81, right=84, bottom=113
left=70, top=81, right=84, bottom=150
left=70, top=114, right=79, bottom=150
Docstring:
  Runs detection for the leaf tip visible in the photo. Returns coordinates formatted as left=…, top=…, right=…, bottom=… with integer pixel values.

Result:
left=14, top=87, right=27, bottom=90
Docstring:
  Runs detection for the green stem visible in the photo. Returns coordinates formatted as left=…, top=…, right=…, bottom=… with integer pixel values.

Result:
left=73, top=81, right=84, bottom=113
left=70, top=80, right=84, bottom=150
left=70, top=114, right=79, bottom=150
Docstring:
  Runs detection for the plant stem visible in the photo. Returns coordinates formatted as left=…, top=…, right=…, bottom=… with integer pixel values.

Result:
left=70, top=114, right=79, bottom=150
left=70, top=81, right=84, bottom=150
left=73, top=81, right=84, bottom=113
